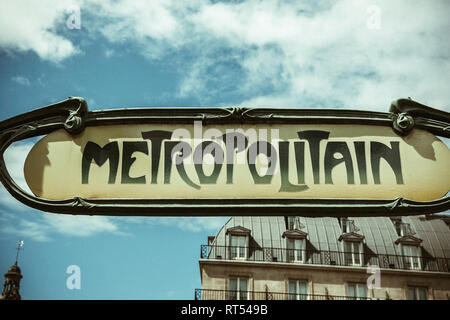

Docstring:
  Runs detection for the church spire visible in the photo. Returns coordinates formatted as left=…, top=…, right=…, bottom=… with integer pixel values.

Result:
left=1, top=241, right=24, bottom=300
left=15, top=240, right=24, bottom=265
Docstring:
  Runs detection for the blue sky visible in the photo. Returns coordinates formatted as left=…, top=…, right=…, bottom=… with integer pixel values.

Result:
left=1, top=0, right=449, bottom=299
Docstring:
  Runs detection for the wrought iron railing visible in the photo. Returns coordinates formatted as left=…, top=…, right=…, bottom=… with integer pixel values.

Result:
left=194, top=288, right=371, bottom=300
left=200, top=245, right=450, bottom=273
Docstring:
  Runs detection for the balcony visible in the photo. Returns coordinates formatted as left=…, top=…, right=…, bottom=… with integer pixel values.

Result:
left=194, top=288, right=371, bottom=300
left=200, top=244, right=450, bottom=273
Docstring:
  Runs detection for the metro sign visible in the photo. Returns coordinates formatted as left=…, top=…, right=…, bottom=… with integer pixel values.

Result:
left=0, top=97, right=449, bottom=216
left=24, top=123, right=447, bottom=202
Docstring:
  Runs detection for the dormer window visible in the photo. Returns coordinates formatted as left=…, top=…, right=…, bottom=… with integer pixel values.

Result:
left=402, top=245, right=421, bottom=270
left=395, top=232, right=423, bottom=270
left=231, top=235, right=247, bottom=259
left=287, top=238, right=305, bottom=263
left=282, top=229, right=308, bottom=263
left=338, top=232, right=365, bottom=267
left=226, top=226, right=251, bottom=260
left=343, top=241, right=363, bottom=266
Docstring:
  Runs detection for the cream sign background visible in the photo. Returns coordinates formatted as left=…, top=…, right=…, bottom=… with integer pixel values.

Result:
left=24, top=123, right=450, bottom=202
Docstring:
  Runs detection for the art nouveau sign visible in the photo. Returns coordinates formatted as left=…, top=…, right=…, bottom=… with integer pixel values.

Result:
left=24, top=123, right=448, bottom=202
left=0, top=97, right=449, bottom=216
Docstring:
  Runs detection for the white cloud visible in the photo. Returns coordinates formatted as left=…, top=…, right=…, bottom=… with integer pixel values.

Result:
left=187, top=0, right=450, bottom=110
left=0, top=209, right=52, bottom=242
left=4, top=218, right=53, bottom=242
left=42, top=213, right=119, bottom=237
left=3, top=141, right=33, bottom=192
left=113, top=216, right=229, bottom=233
left=0, top=210, right=226, bottom=242
left=0, top=141, right=34, bottom=211
left=90, top=0, right=180, bottom=43
left=2, top=1, right=449, bottom=109
left=0, top=211, right=122, bottom=242
left=156, top=217, right=229, bottom=232
left=0, top=0, right=81, bottom=62
left=11, top=75, right=31, bottom=86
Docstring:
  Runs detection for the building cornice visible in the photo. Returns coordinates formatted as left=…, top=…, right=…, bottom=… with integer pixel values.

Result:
left=198, top=258, right=450, bottom=278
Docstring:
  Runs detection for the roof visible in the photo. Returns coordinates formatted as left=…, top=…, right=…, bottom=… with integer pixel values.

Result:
left=6, top=263, right=21, bottom=275
left=210, top=215, right=450, bottom=259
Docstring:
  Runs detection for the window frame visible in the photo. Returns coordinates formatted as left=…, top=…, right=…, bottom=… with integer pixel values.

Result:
left=343, top=240, right=363, bottom=266
left=407, top=286, right=428, bottom=300
left=226, top=226, right=251, bottom=261
left=286, top=237, right=306, bottom=263
left=347, top=283, right=367, bottom=300
left=228, top=276, right=249, bottom=300
left=288, top=279, right=308, bottom=300
left=229, top=234, right=248, bottom=260
left=401, top=244, right=422, bottom=270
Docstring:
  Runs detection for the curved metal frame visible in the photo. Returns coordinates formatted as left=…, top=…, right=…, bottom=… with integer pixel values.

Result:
left=0, top=97, right=449, bottom=217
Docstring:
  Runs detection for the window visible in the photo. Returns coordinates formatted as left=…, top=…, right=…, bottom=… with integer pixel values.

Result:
left=343, top=241, right=363, bottom=266
left=408, top=286, right=427, bottom=300
left=287, top=238, right=305, bottom=263
left=402, top=245, right=421, bottom=270
left=348, top=283, right=367, bottom=300
left=229, top=277, right=248, bottom=300
left=230, top=235, right=247, bottom=260
left=288, top=280, right=308, bottom=300
left=226, top=226, right=251, bottom=260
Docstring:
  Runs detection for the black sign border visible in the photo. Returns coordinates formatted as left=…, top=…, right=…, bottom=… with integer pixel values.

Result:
left=0, top=97, right=449, bottom=216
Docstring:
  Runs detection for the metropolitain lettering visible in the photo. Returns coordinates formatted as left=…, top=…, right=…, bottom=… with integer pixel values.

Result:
left=81, top=129, right=404, bottom=192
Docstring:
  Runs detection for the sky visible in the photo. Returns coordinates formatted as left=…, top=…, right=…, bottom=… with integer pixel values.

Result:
left=0, top=0, right=449, bottom=299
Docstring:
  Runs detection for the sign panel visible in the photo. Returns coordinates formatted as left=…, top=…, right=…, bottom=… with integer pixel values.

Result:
left=1, top=97, right=449, bottom=216
left=24, top=122, right=450, bottom=202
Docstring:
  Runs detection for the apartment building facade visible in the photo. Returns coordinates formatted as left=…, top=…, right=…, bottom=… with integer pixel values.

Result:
left=197, top=215, right=450, bottom=300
